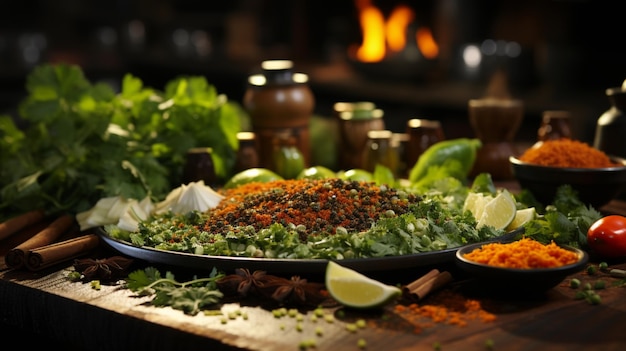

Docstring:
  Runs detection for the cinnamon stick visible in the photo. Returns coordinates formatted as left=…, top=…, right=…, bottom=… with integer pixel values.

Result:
left=4, top=214, right=76, bottom=269
left=0, top=209, right=46, bottom=241
left=403, top=269, right=453, bottom=301
left=25, top=234, right=100, bottom=271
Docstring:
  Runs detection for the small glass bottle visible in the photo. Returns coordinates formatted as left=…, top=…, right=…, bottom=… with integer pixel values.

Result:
left=182, top=147, right=216, bottom=186
left=405, top=118, right=445, bottom=170
left=234, top=132, right=260, bottom=173
left=363, top=130, right=398, bottom=175
left=538, top=110, right=572, bottom=141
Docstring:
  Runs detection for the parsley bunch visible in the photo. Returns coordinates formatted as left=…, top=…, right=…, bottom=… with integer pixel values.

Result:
left=0, top=64, right=244, bottom=220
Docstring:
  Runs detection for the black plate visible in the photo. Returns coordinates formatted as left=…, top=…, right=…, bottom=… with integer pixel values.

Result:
left=455, top=242, right=588, bottom=295
left=97, top=227, right=522, bottom=275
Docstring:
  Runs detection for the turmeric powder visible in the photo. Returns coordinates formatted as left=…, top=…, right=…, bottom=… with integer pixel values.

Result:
left=518, top=138, right=619, bottom=168
left=463, top=237, right=579, bottom=269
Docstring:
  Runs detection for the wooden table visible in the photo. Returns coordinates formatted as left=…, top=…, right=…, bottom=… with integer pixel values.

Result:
left=2, top=201, right=626, bottom=351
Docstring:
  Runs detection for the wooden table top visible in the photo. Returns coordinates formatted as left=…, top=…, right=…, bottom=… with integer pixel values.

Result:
left=2, top=200, right=626, bottom=351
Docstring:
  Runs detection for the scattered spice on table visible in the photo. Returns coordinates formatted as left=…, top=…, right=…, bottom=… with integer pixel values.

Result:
left=206, top=178, right=419, bottom=236
left=462, top=237, right=579, bottom=269
left=390, top=290, right=496, bottom=334
left=518, top=138, right=619, bottom=168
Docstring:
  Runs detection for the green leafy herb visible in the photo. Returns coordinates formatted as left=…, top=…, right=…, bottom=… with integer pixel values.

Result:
left=518, top=185, right=601, bottom=248
left=0, top=63, right=245, bottom=220
left=125, top=266, right=224, bottom=315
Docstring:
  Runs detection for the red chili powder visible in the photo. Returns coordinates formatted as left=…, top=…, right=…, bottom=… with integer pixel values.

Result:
left=518, top=138, right=619, bottom=168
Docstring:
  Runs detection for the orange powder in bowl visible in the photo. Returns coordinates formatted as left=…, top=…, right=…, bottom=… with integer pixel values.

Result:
left=463, top=238, right=580, bottom=269
left=518, top=138, right=619, bottom=168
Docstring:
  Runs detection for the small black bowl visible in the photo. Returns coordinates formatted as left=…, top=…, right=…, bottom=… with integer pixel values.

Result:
left=455, top=242, right=588, bottom=296
left=510, top=156, right=626, bottom=209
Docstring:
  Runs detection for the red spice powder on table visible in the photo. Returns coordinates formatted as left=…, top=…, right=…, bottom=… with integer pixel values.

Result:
left=518, top=138, right=619, bottom=168
left=390, top=290, right=496, bottom=334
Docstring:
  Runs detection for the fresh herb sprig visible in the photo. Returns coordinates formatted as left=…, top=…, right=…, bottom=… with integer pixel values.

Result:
left=125, top=266, right=224, bottom=315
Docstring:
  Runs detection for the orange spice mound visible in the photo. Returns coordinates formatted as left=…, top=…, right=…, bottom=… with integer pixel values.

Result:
left=518, top=138, right=618, bottom=168
left=462, top=237, right=579, bottom=269
left=393, top=290, right=496, bottom=334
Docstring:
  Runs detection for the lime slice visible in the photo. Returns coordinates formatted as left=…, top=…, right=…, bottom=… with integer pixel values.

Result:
left=463, top=192, right=493, bottom=220
left=506, top=207, right=536, bottom=231
left=325, top=261, right=401, bottom=309
left=476, top=189, right=517, bottom=230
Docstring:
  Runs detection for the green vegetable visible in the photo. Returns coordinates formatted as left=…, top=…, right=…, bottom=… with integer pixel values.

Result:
left=599, top=262, right=609, bottom=271
left=272, top=142, right=305, bottom=179
left=0, top=63, right=244, bottom=219
left=408, top=138, right=482, bottom=186
left=470, top=172, right=497, bottom=196
left=223, top=168, right=283, bottom=189
left=125, top=266, right=224, bottom=315
left=373, top=164, right=396, bottom=186
left=520, top=185, right=601, bottom=248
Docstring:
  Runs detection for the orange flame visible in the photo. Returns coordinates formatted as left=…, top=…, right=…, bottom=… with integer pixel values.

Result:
left=354, top=0, right=438, bottom=62
left=386, top=5, right=414, bottom=53
left=416, top=27, right=439, bottom=59
left=355, top=0, right=386, bottom=62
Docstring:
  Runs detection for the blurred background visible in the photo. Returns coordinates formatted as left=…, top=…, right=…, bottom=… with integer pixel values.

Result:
left=1, top=0, right=625, bottom=145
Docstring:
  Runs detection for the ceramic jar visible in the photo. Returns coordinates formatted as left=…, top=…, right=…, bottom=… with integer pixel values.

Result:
left=243, top=60, right=314, bottom=170
left=468, top=98, right=524, bottom=180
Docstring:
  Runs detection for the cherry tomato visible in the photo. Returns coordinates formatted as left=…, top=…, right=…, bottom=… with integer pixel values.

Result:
left=587, top=215, right=626, bottom=259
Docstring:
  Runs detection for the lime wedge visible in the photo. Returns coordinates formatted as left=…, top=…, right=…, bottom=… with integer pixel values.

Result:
left=325, top=261, right=401, bottom=309
left=506, top=207, right=536, bottom=231
left=476, top=189, right=517, bottom=230
left=463, top=192, right=493, bottom=220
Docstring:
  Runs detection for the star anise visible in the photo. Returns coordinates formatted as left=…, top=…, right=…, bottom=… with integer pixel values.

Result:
left=73, top=256, right=134, bottom=281
left=216, top=268, right=273, bottom=297
left=266, top=275, right=327, bottom=306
